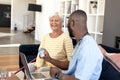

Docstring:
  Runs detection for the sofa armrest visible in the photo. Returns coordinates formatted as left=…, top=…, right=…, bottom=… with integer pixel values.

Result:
left=19, top=44, right=40, bottom=55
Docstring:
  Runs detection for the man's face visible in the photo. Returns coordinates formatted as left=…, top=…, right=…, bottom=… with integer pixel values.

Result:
left=67, top=19, right=74, bottom=37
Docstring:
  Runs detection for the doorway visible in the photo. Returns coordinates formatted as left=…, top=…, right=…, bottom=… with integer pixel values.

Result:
left=0, top=4, right=11, bottom=31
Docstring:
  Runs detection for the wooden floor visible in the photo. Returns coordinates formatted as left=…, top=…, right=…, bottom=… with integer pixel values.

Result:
left=0, top=28, right=39, bottom=71
left=0, top=54, right=19, bottom=71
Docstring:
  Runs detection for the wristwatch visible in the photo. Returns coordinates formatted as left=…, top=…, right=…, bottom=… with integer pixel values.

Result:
left=55, top=72, right=59, bottom=79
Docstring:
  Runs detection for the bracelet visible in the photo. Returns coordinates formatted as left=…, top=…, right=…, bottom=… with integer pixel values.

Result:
left=54, top=72, right=59, bottom=79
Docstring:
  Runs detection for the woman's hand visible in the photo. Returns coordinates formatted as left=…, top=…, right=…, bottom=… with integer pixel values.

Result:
left=34, top=67, right=40, bottom=72
left=42, top=49, right=52, bottom=62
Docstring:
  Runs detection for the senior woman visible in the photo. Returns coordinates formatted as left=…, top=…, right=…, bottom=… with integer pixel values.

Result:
left=28, top=12, right=73, bottom=73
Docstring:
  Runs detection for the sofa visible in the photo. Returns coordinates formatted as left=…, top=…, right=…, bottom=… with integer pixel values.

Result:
left=19, top=44, right=120, bottom=80
left=19, top=44, right=39, bottom=70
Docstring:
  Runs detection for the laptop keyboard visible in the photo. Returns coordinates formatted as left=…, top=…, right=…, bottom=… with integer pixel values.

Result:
left=32, top=73, right=46, bottom=79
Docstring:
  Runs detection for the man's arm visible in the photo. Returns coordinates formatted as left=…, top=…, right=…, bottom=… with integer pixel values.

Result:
left=50, top=67, right=79, bottom=80
left=58, top=72, right=79, bottom=80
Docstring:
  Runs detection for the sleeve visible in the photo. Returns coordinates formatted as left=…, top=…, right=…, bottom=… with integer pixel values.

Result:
left=35, top=53, right=44, bottom=67
left=74, top=43, right=103, bottom=80
left=35, top=35, right=46, bottom=67
left=38, top=34, right=46, bottom=49
left=64, top=35, right=73, bottom=61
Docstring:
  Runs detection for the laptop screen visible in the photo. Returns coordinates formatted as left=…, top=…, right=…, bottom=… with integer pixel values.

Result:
left=19, top=52, right=33, bottom=79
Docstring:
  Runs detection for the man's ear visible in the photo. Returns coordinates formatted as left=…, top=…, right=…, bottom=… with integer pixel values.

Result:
left=70, top=20, right=74, bottom=28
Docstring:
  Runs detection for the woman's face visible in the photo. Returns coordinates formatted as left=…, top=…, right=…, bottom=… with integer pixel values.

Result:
left=49, top=15, right=62, bottom=31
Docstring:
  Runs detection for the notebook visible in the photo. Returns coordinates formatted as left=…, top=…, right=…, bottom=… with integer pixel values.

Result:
left=19, top=52, right=57, bottom=80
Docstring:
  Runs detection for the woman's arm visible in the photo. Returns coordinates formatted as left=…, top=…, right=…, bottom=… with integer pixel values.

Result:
left=43, top=49, right=69, bottom=70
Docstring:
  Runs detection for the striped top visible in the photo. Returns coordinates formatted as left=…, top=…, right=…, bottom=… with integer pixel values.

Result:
left=35, top=33, right=73, bottom=67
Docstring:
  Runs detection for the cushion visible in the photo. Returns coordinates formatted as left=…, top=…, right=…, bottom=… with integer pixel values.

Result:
left=104, top=53, right=120, bottom=72
left=99, top=45, right=120, bottom=71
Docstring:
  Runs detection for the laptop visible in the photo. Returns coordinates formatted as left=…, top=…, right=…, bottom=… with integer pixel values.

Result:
left=19, top=52, right=57, bottom=80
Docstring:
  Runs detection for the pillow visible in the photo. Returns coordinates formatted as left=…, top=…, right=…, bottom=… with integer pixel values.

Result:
left=99, top=45, right=120, bottom=71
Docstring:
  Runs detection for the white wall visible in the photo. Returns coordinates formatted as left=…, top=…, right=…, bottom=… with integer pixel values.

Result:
left=102, top=0, right=120, bottom=47
left=0, top=0, right=11, bottom=4
left=35, top=0, right=61, bottom=41
left=2, top=0, right=61, bottom=41
left=11, top=0, right=35, bottom=30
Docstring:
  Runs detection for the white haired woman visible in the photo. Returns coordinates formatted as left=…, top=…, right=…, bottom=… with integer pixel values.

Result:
left=28, top=12, right=73, bottom=73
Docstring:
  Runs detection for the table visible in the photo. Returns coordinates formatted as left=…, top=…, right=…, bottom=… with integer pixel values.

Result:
left=6, top=75, right=20, bottom=80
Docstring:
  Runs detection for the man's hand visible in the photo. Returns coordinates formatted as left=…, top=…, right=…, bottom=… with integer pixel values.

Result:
left=50, top=67, right=78, bottom=80
left=49, top=67, right=61, bottom=78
